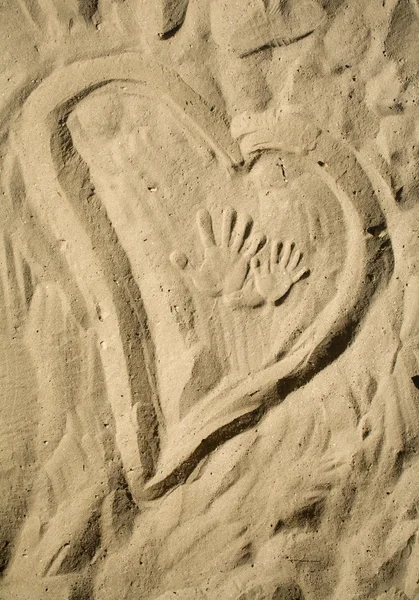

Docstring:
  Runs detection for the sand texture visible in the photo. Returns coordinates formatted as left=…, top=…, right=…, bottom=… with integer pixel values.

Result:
left=0, top=1, right=419, bottom=598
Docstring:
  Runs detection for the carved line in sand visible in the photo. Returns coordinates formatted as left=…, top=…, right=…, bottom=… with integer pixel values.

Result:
left=11, top=52, right=392, bottom=503
left=11, top=52, right=242, bottom=504
left=146, top=156, right=392, bottom=497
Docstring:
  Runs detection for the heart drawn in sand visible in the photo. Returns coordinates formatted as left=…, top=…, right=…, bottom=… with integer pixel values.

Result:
left=13, top=52, right=392, bottom=501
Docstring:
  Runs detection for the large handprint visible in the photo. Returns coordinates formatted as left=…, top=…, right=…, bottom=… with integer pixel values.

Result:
left=171, top=207, right=264, bottom=297
left=250, top=240, right=309, bottom=305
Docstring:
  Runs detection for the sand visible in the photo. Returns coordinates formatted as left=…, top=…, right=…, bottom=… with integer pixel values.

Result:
left=0, top=0, right=418, bottom=598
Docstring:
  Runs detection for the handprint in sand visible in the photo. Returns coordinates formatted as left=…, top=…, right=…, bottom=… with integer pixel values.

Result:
left=250, top=240, right=309, bottom=305
left=171, top=207, right=265, bottom=298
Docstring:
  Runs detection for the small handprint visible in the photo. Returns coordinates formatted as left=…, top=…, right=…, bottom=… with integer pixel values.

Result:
left=250, top=240, right=309, bottom=305
left=171, top=207, right=264, bottom=298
